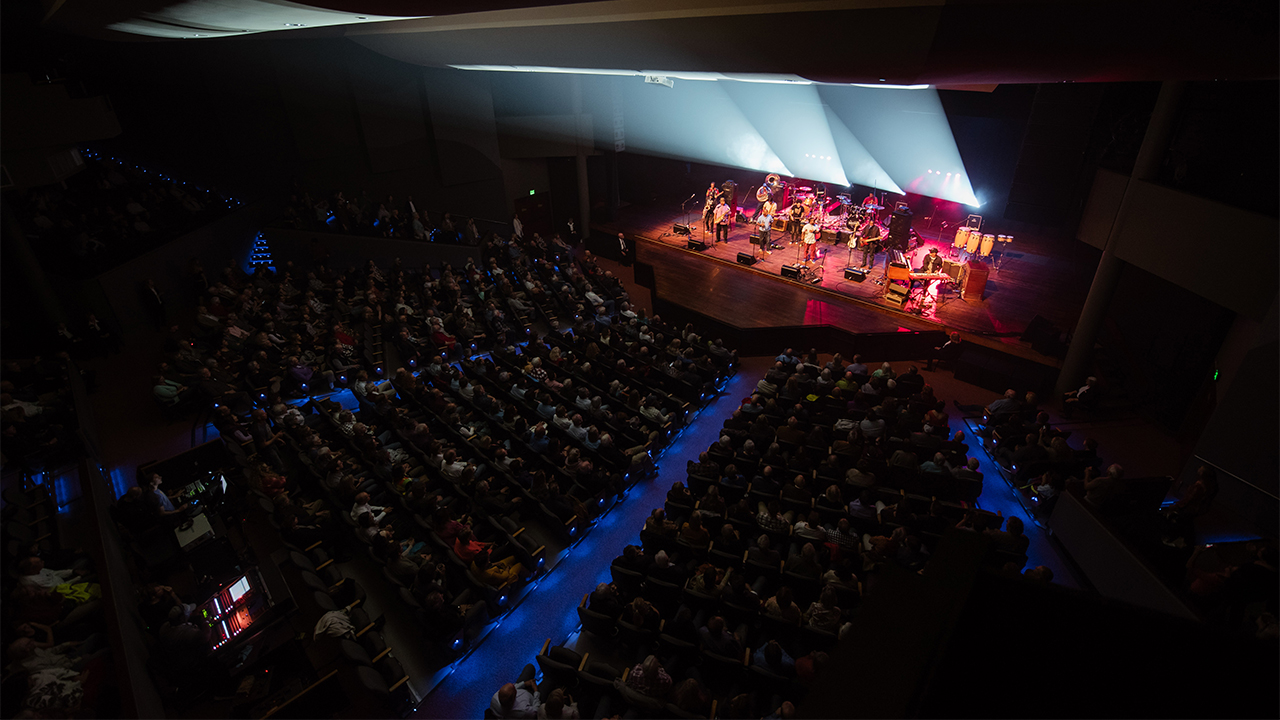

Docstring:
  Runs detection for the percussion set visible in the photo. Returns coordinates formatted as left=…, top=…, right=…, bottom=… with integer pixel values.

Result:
left=951, top=223, right=1013, bottom=268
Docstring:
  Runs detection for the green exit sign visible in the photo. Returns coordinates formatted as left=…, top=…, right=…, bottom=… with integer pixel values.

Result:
left=529, top=189, right=536, bottom=196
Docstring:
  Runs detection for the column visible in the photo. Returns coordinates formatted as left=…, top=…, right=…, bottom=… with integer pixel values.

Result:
left=1055, top=81, right=1185, bottom=397
left=571, top=76, right=591, bottom=242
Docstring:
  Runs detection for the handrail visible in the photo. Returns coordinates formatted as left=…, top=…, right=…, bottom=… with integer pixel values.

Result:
left=1192, top=455, right=1278, bottom=502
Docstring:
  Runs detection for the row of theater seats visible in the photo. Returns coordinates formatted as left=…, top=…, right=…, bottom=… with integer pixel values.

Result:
left=496, top=352, right=1039, bottom=718
left=131, top=222, right=741, bottom=712
left=240, top=255, right=736, bottom=706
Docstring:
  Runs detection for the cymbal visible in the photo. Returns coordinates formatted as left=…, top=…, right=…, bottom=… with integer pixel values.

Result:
left=796, top=186, right=813, bottom=192
left=864, top=204, right=885, bottom=210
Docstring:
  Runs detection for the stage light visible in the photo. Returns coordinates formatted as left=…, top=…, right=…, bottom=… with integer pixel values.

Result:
left=721, top=82, right=843, bottom=184
left=617, top=76, right=790, bottom=176
left=820, top=84, right=979, bottom=206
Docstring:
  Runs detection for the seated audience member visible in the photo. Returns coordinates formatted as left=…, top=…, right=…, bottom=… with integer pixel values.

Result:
left=1083, top=464, right=1124, bottom=510
left=491, top=666, right=541, bottom=719
left=698, top=615, right=743, bottom=657
left=1061, top=376, right=1100, bottom=417
left=144, top=473, right=190, bottom=526
left=588, top=582, right=623, bottom=618
left=753, top=639, right=796, bottom=676
left=626, top=654, right=673, bottom=699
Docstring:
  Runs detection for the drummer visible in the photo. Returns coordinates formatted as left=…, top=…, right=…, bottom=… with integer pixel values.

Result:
left=862, top=191, right=878, bottom=207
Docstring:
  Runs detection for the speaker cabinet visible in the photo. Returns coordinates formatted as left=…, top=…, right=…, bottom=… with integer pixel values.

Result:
left=885, top=284, right=909, bottom=306
left=736, top=252, right=756, bottom=266
left=749, top=234, right=763, bottom=246
left=687, top=238, right=707, bottom=251
left=781, top=264, right=802, bottom=279
left=963, top=260, right=989, bottom=299
left=844, top=267, right=867, bottom=282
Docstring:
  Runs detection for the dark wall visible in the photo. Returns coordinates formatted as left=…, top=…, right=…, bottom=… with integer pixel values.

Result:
left=1102, top=262, right=1234, bottom=428
left=73, top=37, right=510, bottom=222
left=939, top=84, right=1035, bottom=224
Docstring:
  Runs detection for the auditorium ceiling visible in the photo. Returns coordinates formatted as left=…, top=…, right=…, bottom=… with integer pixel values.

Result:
left=37, top=0, right=1280, bottom=85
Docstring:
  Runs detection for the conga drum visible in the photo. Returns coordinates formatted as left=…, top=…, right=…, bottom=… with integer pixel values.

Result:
left=965, top=228, right=981, bottom=254
left=953, top=226, right=970, bottom=249
left=980, top=233, right=995, bottom=257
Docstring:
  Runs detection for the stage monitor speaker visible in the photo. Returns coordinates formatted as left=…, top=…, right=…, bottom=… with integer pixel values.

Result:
left=844, top=267, right=867, bottom=282
left=781, top=264, right=802, bottom=279
left=673, top=224, right=691, bottom=236
left=687, top=238, right=707, bottom=251
left=736, top=252, right=757, bottom=266
left=888, top=209, right=913, bottom=245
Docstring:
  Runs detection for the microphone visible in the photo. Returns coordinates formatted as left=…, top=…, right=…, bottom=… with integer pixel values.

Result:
left=688, top=194, right=698, bottom=202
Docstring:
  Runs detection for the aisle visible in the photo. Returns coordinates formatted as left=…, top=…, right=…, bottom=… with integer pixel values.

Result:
left=411, top=357, right=774, bottom=718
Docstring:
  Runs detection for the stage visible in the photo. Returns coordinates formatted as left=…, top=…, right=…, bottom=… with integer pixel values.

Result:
left=593, top=202, right=1101, bottom=368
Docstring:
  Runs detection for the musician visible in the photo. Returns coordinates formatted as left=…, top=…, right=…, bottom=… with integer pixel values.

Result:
left=788, top=203, right=804, bottom=242
left=703, top=183, right=718, bottom=231
left=756, top=212, right=773, bottom=251
left=919, top=247, right=943, bottom=274
left=761, top=198, right=777, bottom=223
left=858, top=220, right=882, bottom=269
left=862, top=191, right=878, bottom=207
left=802, top=220, right=819, bottom=262
left=713, top=197, right=731, bottom=243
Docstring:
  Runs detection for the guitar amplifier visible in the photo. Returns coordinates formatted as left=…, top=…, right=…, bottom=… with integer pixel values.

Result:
left=772, top=217, right=787, bottom=232
left=749, top=234, right=763, bottom=246
left=942, top=259, right=964, bottom=281
left=844, top=267, right=867, bottom=282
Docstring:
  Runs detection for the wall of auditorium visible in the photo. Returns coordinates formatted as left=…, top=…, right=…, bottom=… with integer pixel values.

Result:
left=76, top=38, right=518, bottom=225
left=1078, top=168, right=1279, bottom=321
left=1180, top=294, right=1279, bottom=537
left=94, top=201, right=278, bottom=337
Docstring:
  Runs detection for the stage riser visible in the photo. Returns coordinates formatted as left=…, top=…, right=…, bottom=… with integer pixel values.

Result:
left=651, top=291, right=946, bottom=358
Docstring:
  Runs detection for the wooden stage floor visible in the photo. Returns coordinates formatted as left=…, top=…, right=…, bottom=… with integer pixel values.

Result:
left=593, top=203, right=1101, bottom=368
